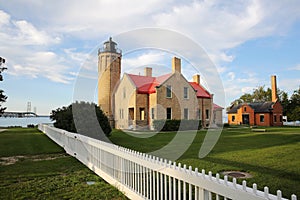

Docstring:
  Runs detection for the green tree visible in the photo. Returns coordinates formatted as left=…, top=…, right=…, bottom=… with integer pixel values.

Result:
left=50, top=105, right=76, bottom=132
left=253, top=85, right=271, bottom=102
left=280, top=91, right=289, bottom=116
left=50, top=102, right=112, bottom=140
left=0, top=57, right=7, bottom=115
left=287, top=87, right=300, bottom=121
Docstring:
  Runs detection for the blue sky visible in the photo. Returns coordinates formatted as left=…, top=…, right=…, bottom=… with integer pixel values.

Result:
left=0, top=0, right=299, bottom=115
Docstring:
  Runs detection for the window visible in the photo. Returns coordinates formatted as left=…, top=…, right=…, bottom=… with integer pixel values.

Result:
left=123, top=87, right=126, bottom=99
left=197, top=109, right=201, bottom=120
left=184, top=87, right=188, bottom=99
left=205, top=109, right=209, bottom=119
left=140, top=108, right=145, bottom=120
left=232, top=115, right=235, bottom=122
left=274, top=115, right=277, bottom=122
left=260, top=114, right=265, bottom=122
left=151, top=108, right=155, bottom=119
left=166, top=85, right=172, bottom=98
left=244, top=107, right=247, bottom=112
left=184, top=108, right=189, bottom=119
left=119, top=109, right=124, bottom=119
left=166, top=108, right=172, bottom=119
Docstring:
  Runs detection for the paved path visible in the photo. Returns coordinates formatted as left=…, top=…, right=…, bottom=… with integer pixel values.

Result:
left=0, top=129, right=7, bottom=132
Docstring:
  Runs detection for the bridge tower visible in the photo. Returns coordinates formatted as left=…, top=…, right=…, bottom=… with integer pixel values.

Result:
left=98, top=37, right=122, bottom=126
left=27, top=102, right=31, bottom=112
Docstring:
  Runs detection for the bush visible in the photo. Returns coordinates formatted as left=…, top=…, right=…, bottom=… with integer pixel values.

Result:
left=223, top=123, right=230, bottom=127
left=153, top=119, right=202, bottom=131
left=50, top=102, right=112, bottom=140
left=27, top=124, right=35, bottom=128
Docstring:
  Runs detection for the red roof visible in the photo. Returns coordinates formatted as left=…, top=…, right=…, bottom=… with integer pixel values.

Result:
left=189, top=82, right=212, bottom=99
left=128, top=73, right=172, bottom=94
left=213, top=103, right=223, bottom=110
left=127, top=74, right=212, bottom=98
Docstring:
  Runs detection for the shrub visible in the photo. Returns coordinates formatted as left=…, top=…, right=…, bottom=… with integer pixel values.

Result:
left=153, top=119, right=202, bottom=131
left=27, top=124, right=35, bottom=128
left=223, top=123, right=230, bottom=127
left=50, top=102, right=112, bottom=139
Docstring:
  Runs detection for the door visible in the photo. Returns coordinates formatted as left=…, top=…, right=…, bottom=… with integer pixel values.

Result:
left=242, top=114, right=249, bottom=125
left=128, top=108, right=134, bottom=125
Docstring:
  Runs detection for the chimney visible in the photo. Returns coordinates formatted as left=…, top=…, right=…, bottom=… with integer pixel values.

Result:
left=271, top=75, right=278, bottom=102
left=144, top=67, right=152, bottom=77
left=172, top=57, right=181, bottom=74
left=193, top=74, right=200, bottom=85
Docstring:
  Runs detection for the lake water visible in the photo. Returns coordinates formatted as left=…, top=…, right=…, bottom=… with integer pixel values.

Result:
left=0, top=117, right=53, bottom=127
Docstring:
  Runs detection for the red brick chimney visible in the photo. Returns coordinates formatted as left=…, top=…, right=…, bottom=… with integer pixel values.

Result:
left=271, top=75, right=277, bottom=102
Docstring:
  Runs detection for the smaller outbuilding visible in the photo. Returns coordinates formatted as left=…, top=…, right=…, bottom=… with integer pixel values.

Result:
left=227, top=75, right=283, bottom=126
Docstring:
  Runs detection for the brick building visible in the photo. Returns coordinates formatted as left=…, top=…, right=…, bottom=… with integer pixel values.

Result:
left=227, top=76, right=283, bottom=126
left=98, top=38, right=223, bottom=130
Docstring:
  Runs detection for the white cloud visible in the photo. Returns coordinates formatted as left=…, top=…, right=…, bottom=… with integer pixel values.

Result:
left=122, top=51, right=169, bottom=74
left=13, top=20, right=60, bottom=45
left=6, top=50, right=74, bottom=84
left=222, top=71, right=262, bottom=105
left=0, top=0, right=300, bottom=107
left=278, top=78, right=300, bottom=96
left=289, top=64, right=300, bottom=71
left=241, top=86, right=254, bottom=94
left=0, top=10, right=73, bottom=83
left=64, top=48, right=90, bottom=65
left=0, top=10, right=10, bottom=26
left=0, top=10, right=60, bottom=46
left=153, top=0, right=300, bottom=64
left=227, top=72, right=235, bottom=81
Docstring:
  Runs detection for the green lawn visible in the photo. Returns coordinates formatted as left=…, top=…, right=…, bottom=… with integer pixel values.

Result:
left=0, top=128, right=127, bottom=200
left=110, top=126, right=300, bottom=199
left=1, top=127, right=298, bottom=199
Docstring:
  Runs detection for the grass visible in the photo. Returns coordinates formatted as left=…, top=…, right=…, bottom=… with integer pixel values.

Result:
left=110, top=126, right=300, bottom=198
left=1, top=127, right=298, bottom=199
left=0, top=128, right=127, bottom=200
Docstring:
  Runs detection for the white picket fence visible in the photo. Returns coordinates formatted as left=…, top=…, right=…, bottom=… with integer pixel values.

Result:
left=38, top=124, right=297, bottom=200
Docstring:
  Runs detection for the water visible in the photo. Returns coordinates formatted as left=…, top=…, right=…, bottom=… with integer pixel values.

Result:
left=0, top=117, right=53, bottom=127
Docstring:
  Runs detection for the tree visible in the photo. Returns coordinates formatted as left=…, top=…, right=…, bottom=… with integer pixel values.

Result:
left=280, top=91, right=289, bottom=116
left=50, top=102, right=112, bottom=140
left=50, top=105, right=76, bottom=132
left=0, top=56, right=7, bottom=115
left=252, top=85, right=273, bottom=102
left=287, top=87, right=300, bottom=121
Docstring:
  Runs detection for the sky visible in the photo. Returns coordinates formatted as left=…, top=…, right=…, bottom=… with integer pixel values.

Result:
left=0, top=0, right=300, bottom=115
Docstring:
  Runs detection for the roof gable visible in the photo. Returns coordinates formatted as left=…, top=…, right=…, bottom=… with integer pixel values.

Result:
left=127, top=73, right=172, bottom=94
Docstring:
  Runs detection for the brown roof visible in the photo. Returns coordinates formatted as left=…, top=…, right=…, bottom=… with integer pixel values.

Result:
left=227, top=102, right=275, bottom=114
